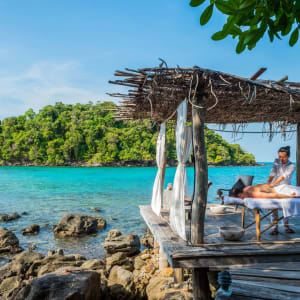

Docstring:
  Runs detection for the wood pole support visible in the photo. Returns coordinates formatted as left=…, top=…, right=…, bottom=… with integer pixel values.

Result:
left=297, top=123, right=300, bottom=186
left=241, top=206, right=245, bottom=229
left=192, top=268, right=211, bottom=300
left=191, top=89, right=208, bottom=245
left=173, top=268, right=184, bottom=283
left=255, top=209, right=261, bottom=242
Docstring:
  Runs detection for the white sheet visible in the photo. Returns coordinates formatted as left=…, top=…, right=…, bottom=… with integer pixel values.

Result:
left=224, top=195, right=300, bottom=218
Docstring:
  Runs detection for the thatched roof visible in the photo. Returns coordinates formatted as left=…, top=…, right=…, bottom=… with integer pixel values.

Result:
left=109, top=65, right=300, bottom=126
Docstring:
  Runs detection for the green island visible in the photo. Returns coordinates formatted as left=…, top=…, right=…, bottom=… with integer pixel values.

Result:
left=0, top=101, right=255, bottom=166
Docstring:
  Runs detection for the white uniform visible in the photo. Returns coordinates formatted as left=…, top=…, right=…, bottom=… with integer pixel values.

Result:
left=269, top=159, right=295, bottom=186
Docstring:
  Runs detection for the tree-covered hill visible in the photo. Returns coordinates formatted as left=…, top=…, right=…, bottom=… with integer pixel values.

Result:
left=0, top=101, right=255, bottom=166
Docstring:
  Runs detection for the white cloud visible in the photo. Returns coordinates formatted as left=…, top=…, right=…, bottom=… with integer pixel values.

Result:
left=0, top=61, right=111, bottom=119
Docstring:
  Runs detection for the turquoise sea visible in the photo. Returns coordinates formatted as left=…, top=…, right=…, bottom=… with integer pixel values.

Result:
left=0, top=164, right=294, bottom=259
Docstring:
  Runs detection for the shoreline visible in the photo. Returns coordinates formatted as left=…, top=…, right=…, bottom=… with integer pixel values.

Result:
left=0, top=160, right=263, bottom=168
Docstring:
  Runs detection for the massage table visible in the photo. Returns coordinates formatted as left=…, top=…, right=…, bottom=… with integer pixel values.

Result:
left=223, top=195, right=300, bottom=242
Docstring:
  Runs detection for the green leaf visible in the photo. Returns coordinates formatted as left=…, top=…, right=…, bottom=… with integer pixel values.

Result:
left=281, top=22, right=292, bottom=36
left=239, top=0, right=255, bottom=10
left=215, top=1, right=237, bottom=15
left=211, top=30, right=227, bottom=40
left=267, top=30, right=274, bottom=42
left=200, top=4, right=214, bottom=25
left=289, top=28, right=299, bottom=46
left=236, top=37, right=246, bottom=53
left=190, top=0, right=205, bottom=7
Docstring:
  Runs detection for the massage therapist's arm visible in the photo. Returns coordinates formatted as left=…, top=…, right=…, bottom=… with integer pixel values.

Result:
left=269, top=176, right=284, bottom=187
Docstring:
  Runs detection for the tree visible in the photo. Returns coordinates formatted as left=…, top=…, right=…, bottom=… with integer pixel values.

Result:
left=190, top=0, right=300, bottom=53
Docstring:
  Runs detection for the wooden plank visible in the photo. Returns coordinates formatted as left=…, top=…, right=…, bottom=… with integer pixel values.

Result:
left=191, top=83, right=208, bottom=245
left=234, top=279, right=300, bottom=293
left=231, top=280, right=300, bottom=300
left=229, top=268, right=300, bottom=280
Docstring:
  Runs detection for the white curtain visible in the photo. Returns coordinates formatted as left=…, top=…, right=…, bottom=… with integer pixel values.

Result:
left=170, top=100, right=193, bottom=240
left=151, top=122, right=166, bottom=216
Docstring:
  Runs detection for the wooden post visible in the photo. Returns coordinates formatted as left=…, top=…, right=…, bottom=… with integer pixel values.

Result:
left=191, top=89, right=208, bottom=244
left=241, top=206, right=245, bottom=229
left=297, top=123, right=300, bottom=186
left=173, top=268, right=184, bottom=283
left=192, top=268, right=211, bottom=300
left=191, top=79, right=210, bottom=300
left=255, top=209, right=261, bottom=243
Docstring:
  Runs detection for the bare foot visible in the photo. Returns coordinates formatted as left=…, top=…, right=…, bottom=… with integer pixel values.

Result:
left=270, top=227, right=279, bottom=235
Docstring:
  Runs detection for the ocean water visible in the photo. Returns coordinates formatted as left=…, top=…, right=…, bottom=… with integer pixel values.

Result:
left=0, top=164, right=293, bottom=259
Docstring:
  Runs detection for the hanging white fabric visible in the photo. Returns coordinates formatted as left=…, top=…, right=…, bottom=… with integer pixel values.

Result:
left=169, top=100, right=193, bottom=240
left=151, top=122, right=166, bottom=216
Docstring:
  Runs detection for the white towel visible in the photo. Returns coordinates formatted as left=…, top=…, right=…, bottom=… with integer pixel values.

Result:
left=245, top=198, right=283, bottom=210
left=223, top=195, right=244, bottom=205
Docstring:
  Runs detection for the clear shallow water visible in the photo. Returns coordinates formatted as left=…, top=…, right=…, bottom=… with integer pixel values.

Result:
left=0, top=164, right=293, bottom=258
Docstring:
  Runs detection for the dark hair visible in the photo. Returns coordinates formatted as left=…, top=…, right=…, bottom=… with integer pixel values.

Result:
left=278, top=146, right=290, bottom=156
left=229, top=179, right=245, bottom=197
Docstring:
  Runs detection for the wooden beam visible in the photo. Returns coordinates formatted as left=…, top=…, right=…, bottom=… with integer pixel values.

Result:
left=250, top=67, right=267, bottom=80
left=191, top=86, right=208, bottom=244
left=297, top=123, right=300, bottom=186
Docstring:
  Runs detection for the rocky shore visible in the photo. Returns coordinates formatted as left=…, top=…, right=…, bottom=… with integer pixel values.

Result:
left=0, top=213, right=200, bottom=300
left=0, top=159, right=259, bottom=167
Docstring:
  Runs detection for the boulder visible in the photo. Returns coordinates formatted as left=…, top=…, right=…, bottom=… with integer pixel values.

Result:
left=108, top=265, right=135, bottom=298
left=105, top=252, right=133, bottom=272
left=0, top=228, right=22, bottom=254
left=0, top=213, right=20, bottom=222
left=22, top=224, right=40, bottom=236
left=27, top=254, right=87, bottom=277
left=103, top=230, right=140, bottom=256
left=54, top=213, right=106, bottom=237
left=146, top=277, right=193, bottom=300
left=141, top=228, right=154, bottom=248
left=15, top=269, right=101, bottom=300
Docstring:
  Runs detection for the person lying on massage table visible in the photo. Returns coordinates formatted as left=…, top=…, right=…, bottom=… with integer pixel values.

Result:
left=229, top=183, right=300, bottom=199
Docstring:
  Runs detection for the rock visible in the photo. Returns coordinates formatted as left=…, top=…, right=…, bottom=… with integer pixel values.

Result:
left=146, top=277, right=193, bottom=300
left=0, top=276, right=23, bottom=299
left=48, top=249, right=64, bottom=256
left=30, top=254, right=87, bottom=277
left=106, top=252, right=133, bottom=272
left=81, top=259, right=105, bottom=270
left=54, top=213, right=106, bottom=237
left=90, top=207, right=102, bottom=212
left=103, top=230, right=140, bottom=256
left=28, top=244, right=36, bottom=250
left=22, top=224, right=40, bottom=236
left=0, top=213, right=21, bottom=222
left=10, top=251, right=44, bottom=276
left=0, top=228, right=23, bottom=254
left=141, top=228, right=154, bottom=248
left=21, top=212, right=28, bottom=215
left=108, top=266, right=134, bottom=294
left=134, top=256, right=146, bottom=270
left=15, top=269, right=101, bottom=300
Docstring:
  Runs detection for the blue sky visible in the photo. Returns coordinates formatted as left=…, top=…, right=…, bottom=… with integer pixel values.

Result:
left=0, top=1, right=299, bottom=161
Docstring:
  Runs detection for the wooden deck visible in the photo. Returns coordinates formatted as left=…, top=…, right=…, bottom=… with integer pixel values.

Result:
left=140, top=205, right=300, bottom=299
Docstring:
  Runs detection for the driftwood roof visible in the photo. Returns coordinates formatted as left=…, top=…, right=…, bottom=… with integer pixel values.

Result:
left=109, top=65, right=300, bottom=127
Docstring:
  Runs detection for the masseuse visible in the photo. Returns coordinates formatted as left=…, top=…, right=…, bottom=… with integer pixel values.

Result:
left=267, top=146, right=296, bottom=235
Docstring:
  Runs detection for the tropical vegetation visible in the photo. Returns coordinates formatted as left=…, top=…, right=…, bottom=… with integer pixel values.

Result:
left=0, top=101, right=255, bottom=165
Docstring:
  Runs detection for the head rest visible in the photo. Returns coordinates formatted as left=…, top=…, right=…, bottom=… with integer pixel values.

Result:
left=235, top=175, right=254, bottom=187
